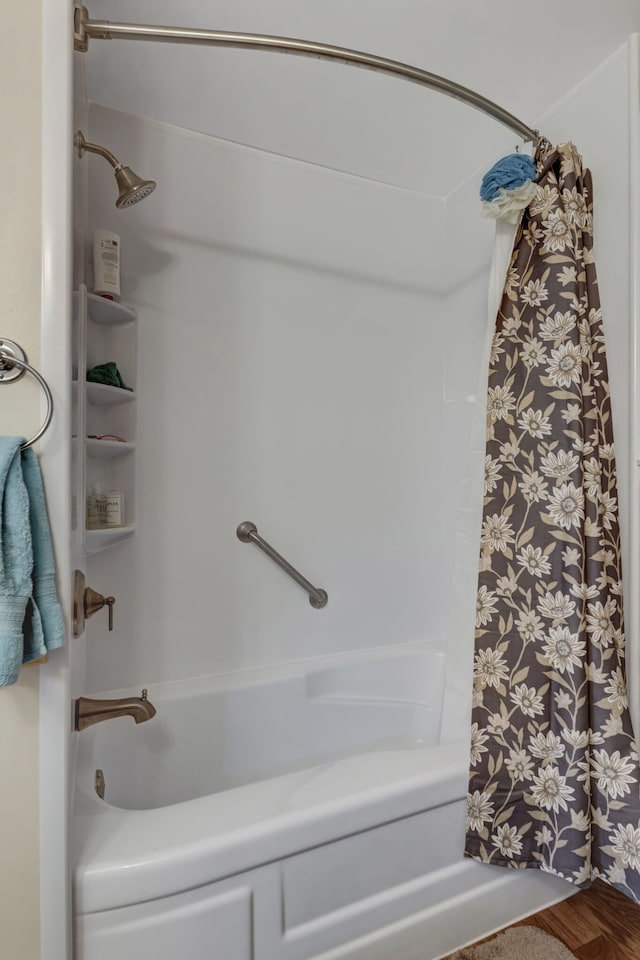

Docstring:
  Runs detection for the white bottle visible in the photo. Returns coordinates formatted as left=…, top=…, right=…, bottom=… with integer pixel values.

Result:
left=92, top=229, right=121, bottom=300
left=105, top=490, right=124, bottom=527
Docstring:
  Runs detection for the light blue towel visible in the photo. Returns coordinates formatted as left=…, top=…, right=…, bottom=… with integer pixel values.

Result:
left=0, top=437, right=65, bottom=685
left=22, top=446, right=65, bottom=662
left=0, top=438, right=32, bottom=684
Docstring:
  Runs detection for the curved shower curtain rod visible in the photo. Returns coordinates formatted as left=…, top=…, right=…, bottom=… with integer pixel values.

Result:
left=73, top=4, right=542, bottom=146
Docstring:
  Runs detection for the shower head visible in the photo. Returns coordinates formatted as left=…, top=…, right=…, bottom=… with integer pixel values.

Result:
left=114, top=166, right=156, bottom=208
left=75, top=131, right=156, bottom=208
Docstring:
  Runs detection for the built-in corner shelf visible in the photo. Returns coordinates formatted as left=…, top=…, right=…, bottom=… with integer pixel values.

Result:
left=85, top=439, right=136, bottom=460
left=84, top=526, right=137, bottom=554
left=72, top=285, right=138, bottom=555
left=86, top=292, right=137, bottom=326
left=86, top=382, right=137, bottom=406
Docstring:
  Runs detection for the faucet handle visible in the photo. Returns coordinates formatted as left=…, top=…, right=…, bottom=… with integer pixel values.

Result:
left=84, top=586, right=116, bottom=631
left=105, top=596, right=115, bottom=631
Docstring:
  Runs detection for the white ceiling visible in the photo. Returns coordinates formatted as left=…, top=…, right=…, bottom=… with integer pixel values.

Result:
left=84, top=1, right=640, bottom=197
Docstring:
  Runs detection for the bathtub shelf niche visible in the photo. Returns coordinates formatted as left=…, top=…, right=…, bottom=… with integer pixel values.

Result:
left=84, top=526, right=137, bottom=554
left=73, top=285, right=137, bottom=553
left=85, top=291, right=137, bottom=326
left=85, top=439, right=137, bottom=460
left=86, top=382, right=138, bottom=406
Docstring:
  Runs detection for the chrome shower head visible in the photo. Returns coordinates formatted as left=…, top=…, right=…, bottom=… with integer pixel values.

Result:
left=75, top=131, right=156, bottom=209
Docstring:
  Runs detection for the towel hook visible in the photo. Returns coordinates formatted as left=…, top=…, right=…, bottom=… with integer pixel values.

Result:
left=0, top=339, right=54, bottom=450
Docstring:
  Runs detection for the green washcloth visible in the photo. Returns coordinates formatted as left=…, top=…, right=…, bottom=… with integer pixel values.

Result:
left=87, top=362, right=133, bottom=391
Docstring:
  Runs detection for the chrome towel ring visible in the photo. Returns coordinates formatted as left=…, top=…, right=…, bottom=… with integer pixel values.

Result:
left=0, top=339, right=54, bottom=450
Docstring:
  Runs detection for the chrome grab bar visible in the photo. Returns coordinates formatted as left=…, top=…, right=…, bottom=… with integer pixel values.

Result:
left=236, top=521, right=328, bottom=609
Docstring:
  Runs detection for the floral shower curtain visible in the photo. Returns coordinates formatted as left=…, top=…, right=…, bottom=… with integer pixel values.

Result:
left=465, top=141, right=640, bottom=902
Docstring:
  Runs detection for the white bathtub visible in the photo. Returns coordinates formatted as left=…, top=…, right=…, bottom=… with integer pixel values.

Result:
left=73, top=641, right=570, bottom=960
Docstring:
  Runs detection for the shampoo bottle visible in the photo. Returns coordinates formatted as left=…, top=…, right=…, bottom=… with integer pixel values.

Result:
left=86, top=482, right=107, bottom=529
left=92, top=229, right=121, bottom=300
left=105, top=490, right=124, bottom=527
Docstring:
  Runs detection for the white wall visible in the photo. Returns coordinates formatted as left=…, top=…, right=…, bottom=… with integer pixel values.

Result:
left=440, top=177, right=497, bottom=605
left=84, top=0, right=640, bottom=195
left=82, top=43, right=639, bottom=747
left=85, top=106, right=449, bottom=691
left=0, top=2, right=42, bottom=957
left=439, top=176, right=498, bottom=740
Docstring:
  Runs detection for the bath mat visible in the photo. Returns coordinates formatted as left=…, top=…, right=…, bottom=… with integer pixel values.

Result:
left=446, top=925, right=577, bottom=959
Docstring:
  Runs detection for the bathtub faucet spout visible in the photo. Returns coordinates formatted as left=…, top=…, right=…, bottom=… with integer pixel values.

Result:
left=75, top=689, right=157, bottom=731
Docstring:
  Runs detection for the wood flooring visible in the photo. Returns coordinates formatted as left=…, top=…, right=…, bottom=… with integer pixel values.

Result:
left=508, top=880, right=640, bottom=959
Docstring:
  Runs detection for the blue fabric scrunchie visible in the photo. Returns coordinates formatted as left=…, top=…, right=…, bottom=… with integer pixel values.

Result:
left=479, top=154, right=537, bottom=202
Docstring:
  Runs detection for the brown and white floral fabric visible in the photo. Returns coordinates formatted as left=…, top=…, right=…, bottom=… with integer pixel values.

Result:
left=464, top=142, right=640, bottom=903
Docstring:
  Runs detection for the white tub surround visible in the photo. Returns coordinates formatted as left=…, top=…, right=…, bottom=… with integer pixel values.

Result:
left=78, top=642, right=444, bottom=810
left=72, top=33, right=640, bottom=960
left=74, top=644, right=570, bottom=960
